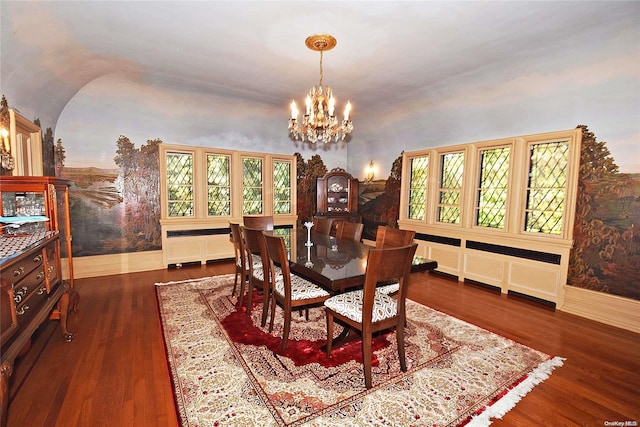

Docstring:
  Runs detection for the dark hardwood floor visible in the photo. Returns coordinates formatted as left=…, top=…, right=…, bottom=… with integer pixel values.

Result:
left=6, top=261, right=639, bottom=426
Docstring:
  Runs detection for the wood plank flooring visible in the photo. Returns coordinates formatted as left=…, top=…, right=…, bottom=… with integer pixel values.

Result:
left=6, top=261, right=640, bottom=426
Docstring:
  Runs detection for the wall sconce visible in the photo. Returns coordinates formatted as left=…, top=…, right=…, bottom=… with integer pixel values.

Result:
left=364, top=160, right=375, bottom=183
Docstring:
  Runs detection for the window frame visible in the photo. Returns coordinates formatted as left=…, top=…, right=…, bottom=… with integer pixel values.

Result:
left=205, top=152, right=232, bottom=218
left=163, top=148, right=196, bottom=219
left=399, top=128, right=581, bottom=243
left=435, top=149, right=466, bottom=226
left=405, top=154, right=430, bottom=221
left=241, top=155, right=264, bottom=215
left=472, top=141, right=514, bottom=233
left=272, top=157, right=293, bottom=215
left=159, top=144, right=297, bottom=226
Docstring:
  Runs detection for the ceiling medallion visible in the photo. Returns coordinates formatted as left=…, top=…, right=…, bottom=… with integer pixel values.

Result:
left=288, top=34, right=353, bottom=144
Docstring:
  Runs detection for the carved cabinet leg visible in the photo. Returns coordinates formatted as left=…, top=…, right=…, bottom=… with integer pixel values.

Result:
left=57, top=285, right=75, bottom=342
left=0, top=360, right=13, bottom=427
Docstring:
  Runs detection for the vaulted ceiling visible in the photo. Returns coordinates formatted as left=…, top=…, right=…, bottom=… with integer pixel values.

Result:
left=2, top=1, right=639, bottom=173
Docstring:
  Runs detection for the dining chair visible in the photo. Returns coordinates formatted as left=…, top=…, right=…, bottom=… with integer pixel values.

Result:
left=229, top=222, right=249, bottom=307
left=312, top=216, right=334, bottom=235
left=374, top=225, right=416, bottom=295
left=324, top=243, right=418, bottom=389
left=334, top=220, right=364, bottom=242
left=241, top=226, right=272, bottom=327
left=243, top=215, right=274, bottom=231
left=263, top=233, right=330, bottom=352
left=375, top=225, right=415, bottom=248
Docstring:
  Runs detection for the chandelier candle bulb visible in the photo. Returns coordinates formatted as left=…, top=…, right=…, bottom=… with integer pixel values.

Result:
left=344, top=101, right=351, bottom=121
left=291, top=101, right=298, bottom=119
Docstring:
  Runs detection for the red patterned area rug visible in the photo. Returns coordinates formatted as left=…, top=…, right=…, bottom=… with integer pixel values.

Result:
left=156, top=274, right=564, bottom=427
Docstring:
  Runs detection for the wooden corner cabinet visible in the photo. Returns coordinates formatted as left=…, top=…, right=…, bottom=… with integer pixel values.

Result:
left=0, top=176, right=77, bottom=427
left=315, top=168, right=361, bottom=226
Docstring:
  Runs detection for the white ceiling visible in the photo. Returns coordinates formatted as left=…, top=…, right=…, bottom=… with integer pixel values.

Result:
left=1, top=1, right=639, bottom=173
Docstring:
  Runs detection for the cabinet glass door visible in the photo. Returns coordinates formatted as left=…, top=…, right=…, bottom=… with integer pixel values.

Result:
left=1, top=191, right=47, bottom=234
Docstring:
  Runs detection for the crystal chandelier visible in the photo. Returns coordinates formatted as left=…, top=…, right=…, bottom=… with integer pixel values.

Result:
left=289, top=34, right=353, bottom=144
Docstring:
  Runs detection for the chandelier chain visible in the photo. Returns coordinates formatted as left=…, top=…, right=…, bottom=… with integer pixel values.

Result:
left=319, top=50, right=323, bottom=87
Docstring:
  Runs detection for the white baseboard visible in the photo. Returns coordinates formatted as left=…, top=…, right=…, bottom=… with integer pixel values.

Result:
left=71, top=251, right=164, bottom=279
left=561, top=285, right=640, bottom=333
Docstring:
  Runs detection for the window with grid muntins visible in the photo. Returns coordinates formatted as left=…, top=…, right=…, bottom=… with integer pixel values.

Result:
left=476, top=146, right=510, bottom=229
left=166, top=152, right=194, bottom=217
left=408, top=155, right=429, bottom=220
left=437, top=152, right=464, bottom=224
left=206, top=154, right=231, bottom=216
left=273, top=160, right=292, bottom=214
left=525, top=141, right=569, bottom=235
left=243, top=157, right=263, bottom=215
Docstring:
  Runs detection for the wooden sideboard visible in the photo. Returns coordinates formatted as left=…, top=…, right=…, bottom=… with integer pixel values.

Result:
left=0, top=231, right=74, bottom=427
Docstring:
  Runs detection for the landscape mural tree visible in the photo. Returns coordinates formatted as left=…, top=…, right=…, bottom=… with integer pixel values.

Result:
left=568, top=125, right=640, bottom=300
left=41, top=126, right=55, bottom=176
left=54, top=138, right=65, bottom=176
left=113, top=136, right=161, bottom=251
left=295, top=153, right=327, bottom=222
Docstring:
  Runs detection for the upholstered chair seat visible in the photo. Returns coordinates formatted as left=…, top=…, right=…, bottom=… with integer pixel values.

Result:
left=273, top=273, right=329, bottom=301
left=324, top=289, right=396, bottom=323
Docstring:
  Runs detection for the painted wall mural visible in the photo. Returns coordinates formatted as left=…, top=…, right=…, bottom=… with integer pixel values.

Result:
left=568, top=126, right=640, bottom=300
left=49, top=123, right=639, bottom=302
left=61, top=136, right=162, bottom=256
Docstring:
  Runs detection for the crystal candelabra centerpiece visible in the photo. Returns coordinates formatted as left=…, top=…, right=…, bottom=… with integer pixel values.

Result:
left=304, top=221, right=314, bottom=247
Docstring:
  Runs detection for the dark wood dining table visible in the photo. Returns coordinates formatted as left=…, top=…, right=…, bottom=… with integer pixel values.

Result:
left=265, top=227, right=438, bottom=294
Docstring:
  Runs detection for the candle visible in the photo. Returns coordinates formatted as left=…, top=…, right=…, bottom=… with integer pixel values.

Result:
left=344, top=101, right=352, bottom=121
left=0, top=127, right=8, bottom=152
left=290, top=100, right=298, bottom=119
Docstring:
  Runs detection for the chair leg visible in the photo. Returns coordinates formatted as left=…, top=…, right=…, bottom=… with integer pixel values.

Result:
left=245, top=280, right=254, bottom=315
left=232, top=271, right=238, bottom=296
left=397, top=321, right=407, bottom=372
left=261, top=290, right=270, bottom=327
left=237, top=276, right=246, bottom=309
left=325, top=310, right=334, bottom=356
left=268, top=296, right=277, bottom=333
left=281, top=308, right=292, bottom=352
left=363, top=332, right=373, bottom=389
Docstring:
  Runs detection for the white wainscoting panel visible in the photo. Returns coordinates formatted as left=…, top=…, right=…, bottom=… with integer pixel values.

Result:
left=463, top=251, right=505, bottom=287
left=508, top=262, right=561, bottom=302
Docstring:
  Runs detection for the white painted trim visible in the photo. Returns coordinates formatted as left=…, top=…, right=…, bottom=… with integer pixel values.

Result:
left=561, top=285, right=640, bottom=333
left=71, top=251, right=164, bottom=279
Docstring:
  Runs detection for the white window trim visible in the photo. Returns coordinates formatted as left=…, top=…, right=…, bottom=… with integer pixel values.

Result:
left=160, top=144, right=297, bottom=228
left=399, top=128, right=582, bottom=246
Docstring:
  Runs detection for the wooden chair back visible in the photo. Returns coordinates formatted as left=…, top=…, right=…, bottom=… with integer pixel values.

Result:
left=240, top=226, right=271, bottom=326
left=243, top=215, right=274, bottom=231
left=375, top=225, right=415, bottom=248
left=229, top=222, right=248, bottom=306
left=312, top=216, right=334, bottom=235
left=335, top=221, right=364, bottom=242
